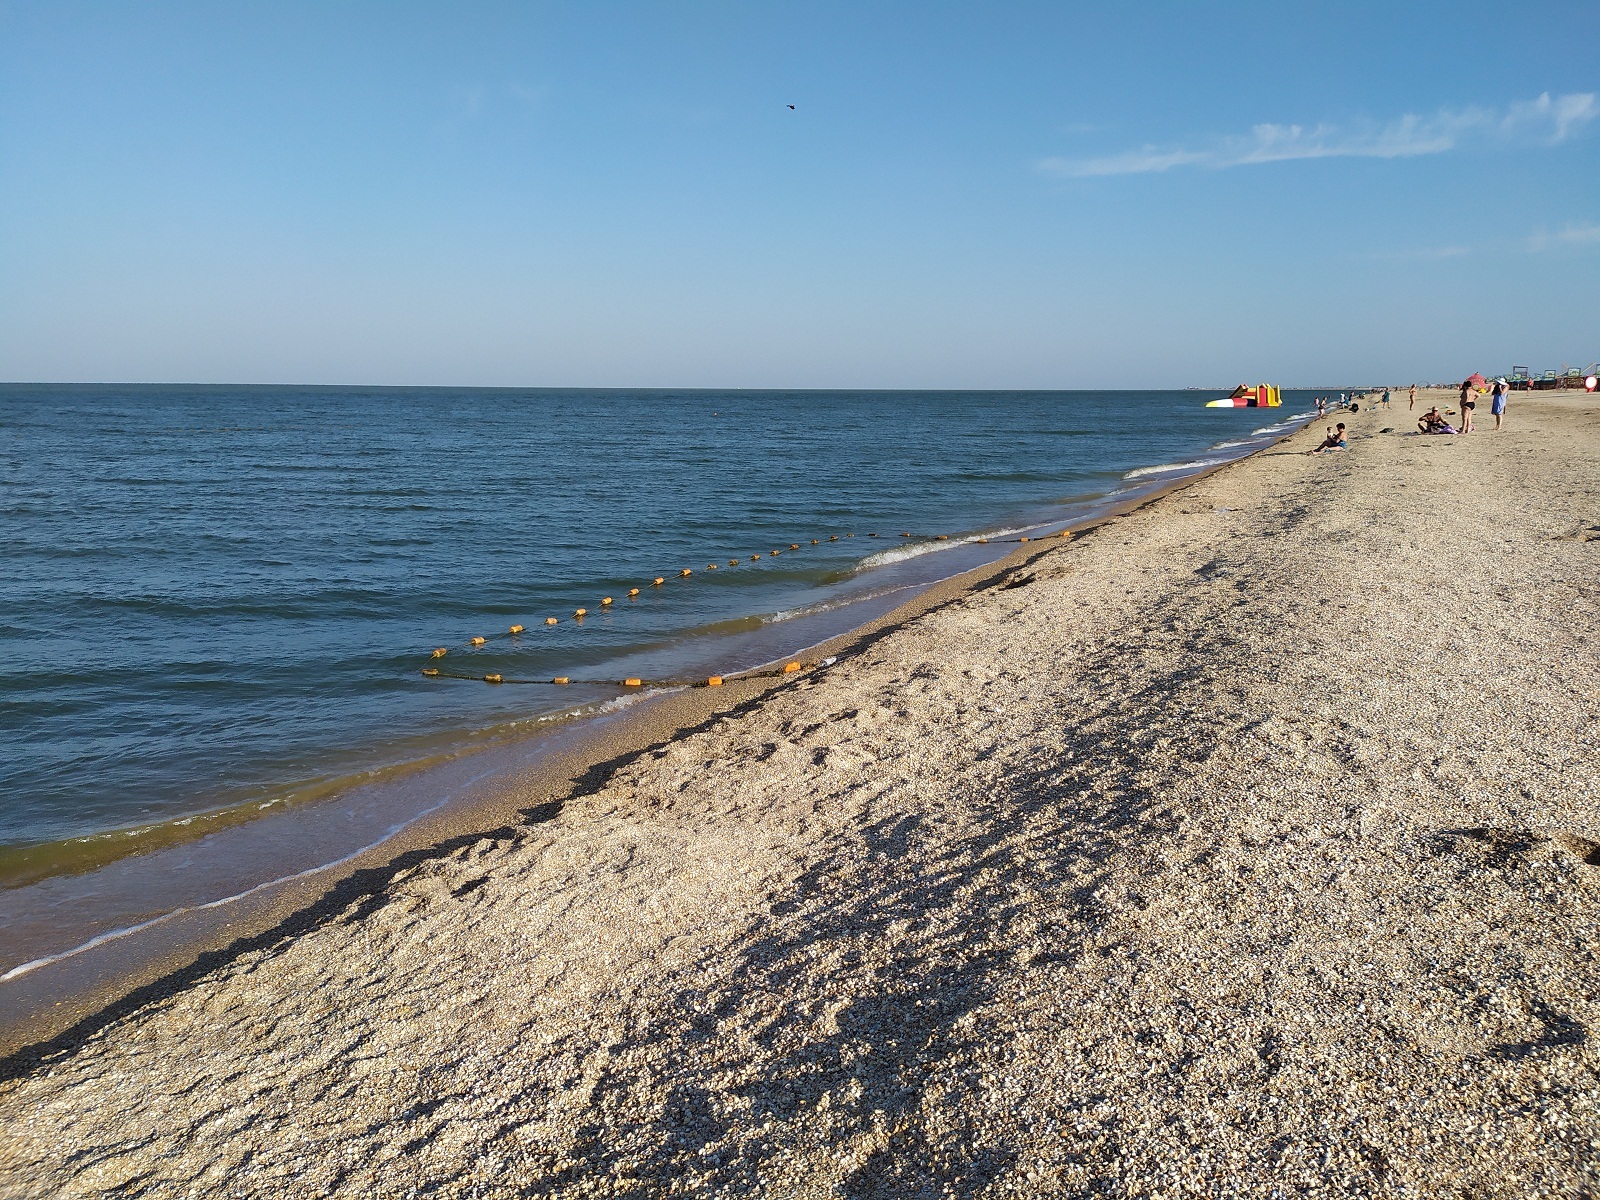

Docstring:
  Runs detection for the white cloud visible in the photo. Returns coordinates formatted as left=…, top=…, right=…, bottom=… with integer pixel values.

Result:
left=1528, top=222, right=1600, bottom=251
left=1041, top=92, right=1597, bottom=178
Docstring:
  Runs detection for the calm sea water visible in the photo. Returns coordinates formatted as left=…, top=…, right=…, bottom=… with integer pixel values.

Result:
left=0, top=385, right=1314, bottom=882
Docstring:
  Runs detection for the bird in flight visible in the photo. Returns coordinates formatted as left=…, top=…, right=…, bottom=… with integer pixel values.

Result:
left=787, top=104, right=795, bottom=110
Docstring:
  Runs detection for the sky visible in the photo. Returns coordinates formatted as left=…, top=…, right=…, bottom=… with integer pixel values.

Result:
left=1, top=1, right=1596, bottom=388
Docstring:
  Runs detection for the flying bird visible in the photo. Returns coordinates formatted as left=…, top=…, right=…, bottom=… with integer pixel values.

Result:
left=787, top=104, right=795, bottom=110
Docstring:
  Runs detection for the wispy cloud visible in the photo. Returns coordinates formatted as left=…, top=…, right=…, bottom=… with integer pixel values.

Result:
left=1528, top=221, right=1600, bottom=251
left=1040, top=92, right=1598, bottom=178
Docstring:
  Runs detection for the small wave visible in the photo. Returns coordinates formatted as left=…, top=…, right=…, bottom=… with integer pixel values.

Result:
left=1209, top=439, right=1253, bottom=450
left=1123, top=458, right=1226, bottom=481
left=854, top=528, right=1029, bottom=572
left=761, top=585, right=914, bottom=624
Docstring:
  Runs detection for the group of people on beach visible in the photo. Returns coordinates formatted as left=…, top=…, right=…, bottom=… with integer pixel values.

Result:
left=1416, top=378, right=1510, bottom=435
left=1308, top=376, right=1512, bottom=455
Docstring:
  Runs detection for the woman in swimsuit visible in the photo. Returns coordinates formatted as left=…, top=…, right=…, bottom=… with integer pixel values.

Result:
left=1458, top=381, right=1476, bottom=433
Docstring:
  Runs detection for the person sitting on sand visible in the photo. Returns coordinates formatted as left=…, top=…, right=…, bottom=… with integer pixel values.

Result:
left=1307, top=422, right=1347, bottom=454
left=1417, top=407, right=1455, bottom=435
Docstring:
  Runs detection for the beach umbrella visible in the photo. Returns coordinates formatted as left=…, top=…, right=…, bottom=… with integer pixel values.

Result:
left=1466, top=372, right=1487, bottom=388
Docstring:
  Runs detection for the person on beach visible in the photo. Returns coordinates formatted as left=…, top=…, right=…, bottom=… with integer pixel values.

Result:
left=1458, top=380, right=1477, bottom=433
left=1307, top=423, right=1347, bottom=454
left=1381, top=387, right=1391, bottom=409
left=1418, top=407, right=1455, bottom=434
left=1409, top=384, right=1417, bottom=410
left=1491, top=378, right=1509, bottom=430
left=1316, top=396, right=1327, bottom=418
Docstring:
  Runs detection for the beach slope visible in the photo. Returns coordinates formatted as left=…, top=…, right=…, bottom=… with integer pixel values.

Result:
left=3, top=393, right=1598, bottom=1198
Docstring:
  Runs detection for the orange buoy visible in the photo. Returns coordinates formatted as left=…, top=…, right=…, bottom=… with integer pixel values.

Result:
left=1059, top=530, right=1072, bottom=539
left=679, top=568, right=692, bottom=577
left=601, top=597, right=613, bottom=606
left=789, top=543, right=799, bottom=550
left=810, top=539, right=819, bottom=545
left=553, top=676, right=570, bottom=685
left=901, top=532, right=911, bottom=537
left=508, top=624, right=524, bottom=635
left=623, top=678, right=643, bottom=687
left=782, top=661, right=802, bottom=673
left=628, top=588, right=640, bottom=597
left=770, top=550, right=779, bottom=556
left=977, top=538, right=989, bottom=544
left=484, top=673, right=503, bottom=684
left=431, top=647, right=448, bottom=658
left=729, top=559, right=739, bottom=566
left=545, top=617, right=558, bottom=626
left=828, top=535, right=838, bottom=541
left=751, top=554, right=760, bottom=561
left=1020, top=536, right=1030, bottom=543
left=653, top=577, right=665, bottom=586
left=575, top=608, right=587, bottom=618
left=421, top=667, right=439, bottom=677
left=935, top=535, right=948, bottom=541
left=707, top=675, right=723, bottom=687
left=708, top=563, right=717, bottom=570
left=469, top=636, right=486, bottom=646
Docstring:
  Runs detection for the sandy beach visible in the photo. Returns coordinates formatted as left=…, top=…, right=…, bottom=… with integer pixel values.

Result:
left=3, top=390, right=1597, bottom=1198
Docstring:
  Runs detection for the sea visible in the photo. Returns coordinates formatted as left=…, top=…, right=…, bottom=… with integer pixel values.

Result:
left=0, top=385, right=1317, bottom=992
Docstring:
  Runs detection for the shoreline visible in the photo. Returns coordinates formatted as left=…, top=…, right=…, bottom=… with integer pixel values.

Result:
left=4, top=390, right=1596, bottom=1194
left=0, top=415, right=1311, bottom=1059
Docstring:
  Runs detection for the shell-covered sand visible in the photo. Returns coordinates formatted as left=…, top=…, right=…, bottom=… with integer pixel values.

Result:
left=3, top=391, right=1598, bottom=1199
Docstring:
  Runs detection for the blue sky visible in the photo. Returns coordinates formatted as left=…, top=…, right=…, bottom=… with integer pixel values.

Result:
left=1, top=1, right=1595, bottom=387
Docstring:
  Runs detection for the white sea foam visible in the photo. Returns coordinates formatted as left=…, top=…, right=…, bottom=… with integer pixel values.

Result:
left=762, top=585, right=914, bottom=625
left=1123, top=458, right=1227, bottom=481
left=854, top=528, right=1030, bottom=572
left=0, top=766, right=498, bottom=984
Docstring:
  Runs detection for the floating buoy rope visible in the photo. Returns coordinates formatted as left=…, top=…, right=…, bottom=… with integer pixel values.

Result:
left=418, top=526, right=1073, bottom=682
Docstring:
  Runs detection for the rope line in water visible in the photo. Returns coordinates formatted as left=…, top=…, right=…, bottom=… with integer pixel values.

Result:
left=418, top=526, right=1072, bottom=683
left=422, top=656, right=834, bottom=690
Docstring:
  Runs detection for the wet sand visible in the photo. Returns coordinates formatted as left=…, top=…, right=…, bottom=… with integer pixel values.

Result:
left=2, top=391, right=1597, bottom=1198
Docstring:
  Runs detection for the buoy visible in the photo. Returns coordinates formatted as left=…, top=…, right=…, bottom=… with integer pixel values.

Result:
left=751, top=555, right=760, bottom=561
left=1059, top=530, right=1072, bottom=539
left=770, top=550, right=779, bottom=556
left=628, top=588, right=640, bottom=597
left=470, top=636, right=486, bottom=646
left=575, top=608, right=587, bottom=618
left=431, top=648, right=448, bottom=658
left=901, top=532, right=911, bottom=537
left=846, top=533, right=854, bottom=538
left=811, top=539, right=819, bottom=545
left=545, top=617, right=558, bottom=626
left=484, top=674, right=503, bottom=684
left=1019, top=536, right=1030, bottom=543
left=623, top=678, right=642, bottom=687
left=789, top=544, right=799, bottom=551
left=421, top=667, right=439, bottom=677
left=977, top=538, right=989, bottom=544
left=730, top=559, right=739, bottom=566
left=553, top=676, right=570, bottom=685
left=601, top=597, right=613, bottom=606
left=679, top=568, right=691, bottom=577
left=868, top=533, right=878, bottom=537
left=782, top=661, right=802, bottom=673
left=829, top=535, right=838, bottom=541
left=707, top=675, right=723, bottom=687
left=708, top=563, right=717, bottom=570
left=653, top=577, right=665, bottom=586
left=508, top=624, right=524, bottom=635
